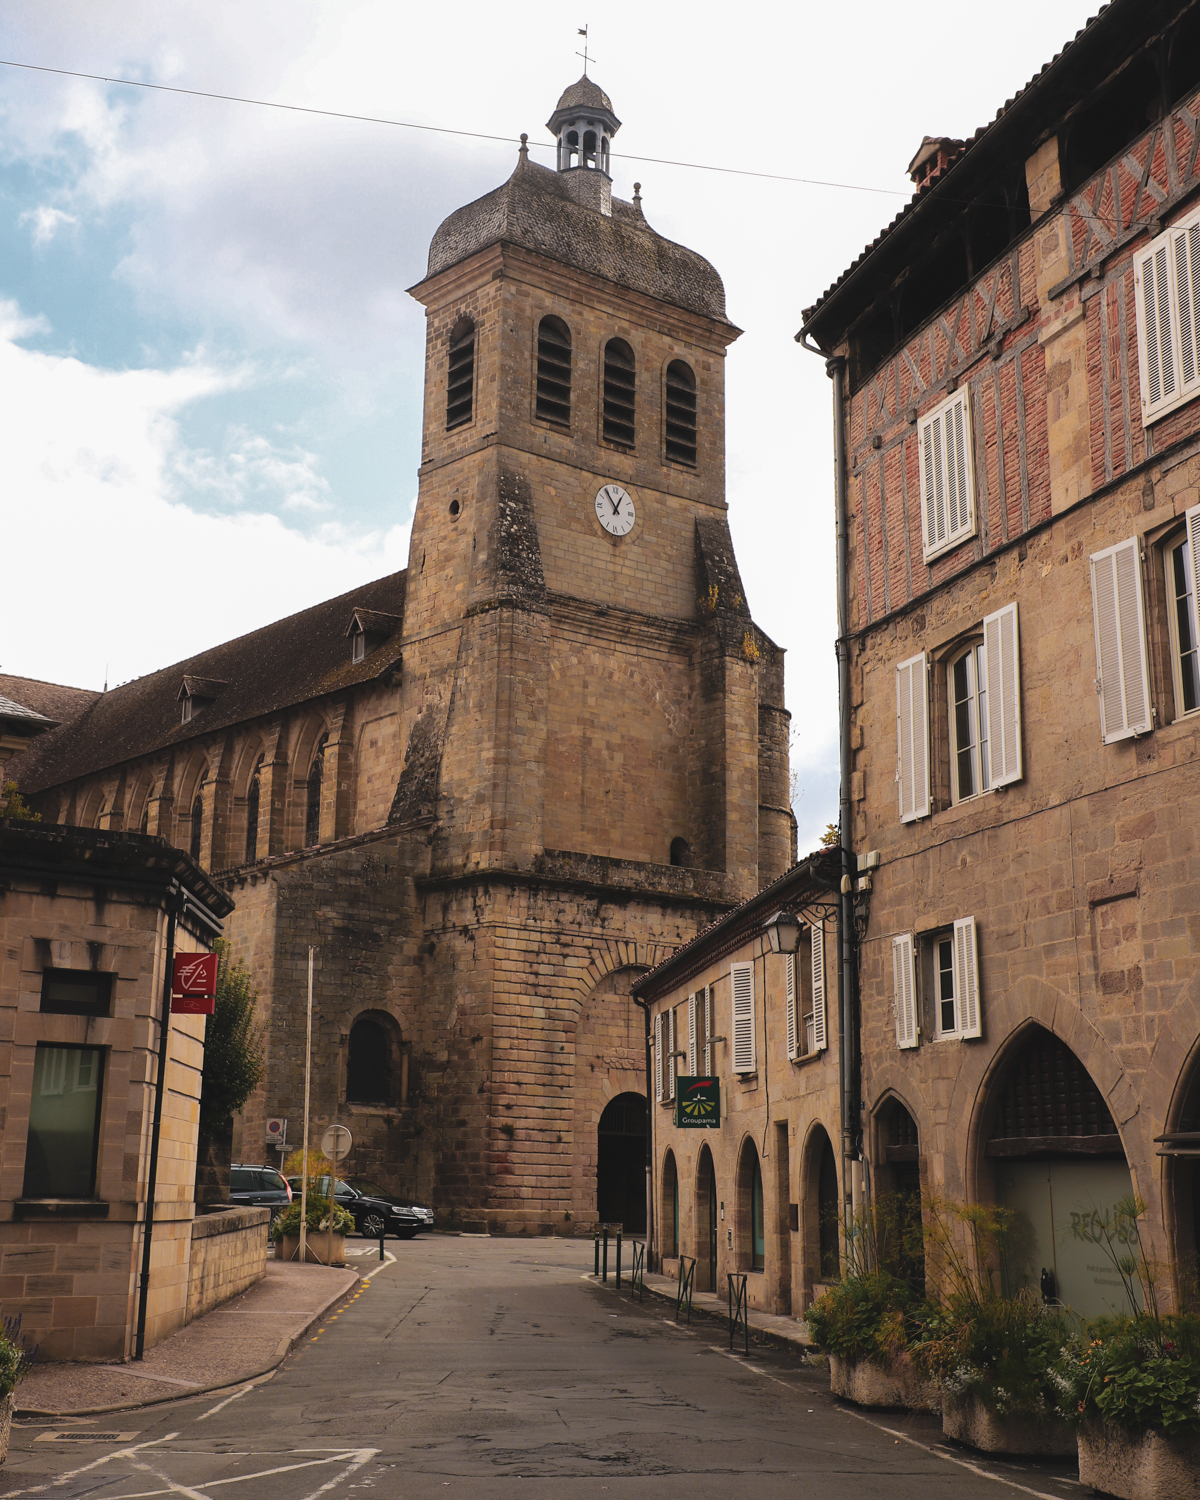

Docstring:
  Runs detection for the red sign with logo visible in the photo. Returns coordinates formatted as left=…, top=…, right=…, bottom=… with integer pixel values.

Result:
left=171, top=952, right=219, bottom=1014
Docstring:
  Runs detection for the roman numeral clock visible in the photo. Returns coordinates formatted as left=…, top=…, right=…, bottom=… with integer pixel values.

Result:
left=595, top=483, right=635, bottom=536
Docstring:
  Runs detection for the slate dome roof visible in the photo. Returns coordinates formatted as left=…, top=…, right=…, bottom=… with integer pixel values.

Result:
left=421, top=155, right=731, bottom=324
left=553, top=75, right=615, bottom=115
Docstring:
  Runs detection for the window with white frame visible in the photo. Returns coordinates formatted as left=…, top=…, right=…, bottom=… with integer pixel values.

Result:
left=1165, top=507, right=1200, bottom=718
left=948, top=641, right=990, bottom=802
left=892, top=918, right=981, bottom=1047
left=947, top=602, right=1023, bottom=804
left=730, top=961, right=755, bottom=1074
left=1089, top=536, right=1153, bottom=742
left=701, top=984, right=715, bottom=1075
left=918, top=388, right=977, bottom=562
left=655, top=1008, right=678, bottom=1103
left=1134, top=205, right=1200, bottom=426
left=786, top=926, right=828, bottom=1060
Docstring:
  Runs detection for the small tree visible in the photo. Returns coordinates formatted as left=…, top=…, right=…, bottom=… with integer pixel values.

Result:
left=197, top=941, right=265, bottom=1204
left=0, top=780, right=41, bottom=821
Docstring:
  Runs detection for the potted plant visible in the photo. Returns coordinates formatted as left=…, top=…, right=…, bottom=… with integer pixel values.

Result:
left=806, top=1196, right=940, bottom=1411
left=272, top=1194, right=354, bottom=1266
left=1052, top=1197, right=1200, bottom=1500
left=0, top=1316, right=34, bottom=1463
left=910, top=1199, right=1074, bottom=1455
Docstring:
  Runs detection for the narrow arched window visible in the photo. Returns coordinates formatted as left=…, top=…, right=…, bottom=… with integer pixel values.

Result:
left=347, top=1017, right=392, bottom=1103
left=305, top=734, right=327, bottom=849
left=446, top=316, right=475, bottom=430
left=190, top=793, right=203, bottom=860
left=603, top=338, right=635, bottom=447
left=245, top=756, right=263, bottom=864
left=665, top=359, right=698, bottom=466
left=536, top=316, right=572, bottom=425
left=750, top=1154, right=765, bottom=1271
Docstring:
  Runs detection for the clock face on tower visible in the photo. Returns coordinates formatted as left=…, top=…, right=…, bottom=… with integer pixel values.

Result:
left=595, top=483, right=636, bottom=537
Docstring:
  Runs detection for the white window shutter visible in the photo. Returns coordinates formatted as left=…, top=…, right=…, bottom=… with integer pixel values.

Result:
left=918, top=391, right=976, bottom=559
left=687, top=993, right=698, bottom=1075
left=921, top=411, right=947, bottom=553
left=703, top=986, right=713, bottom=1075
left=811, top=921, right=828, bottom=1053
left=896, top=652, right=931, bottom=822
left=1136, top=238, right=1178, bottom=418
left=1090, top=538, right=1153, bottom=742
left=731, top=961, right=755, bottom=1074
left=1188, top=506, right=1200, bottom=661
left=654, top=1012, right=664, bottom=1102
left=785, top=953, right=798, bottom=1060
left=953, top=916, right=981, bottom=1038
left=667, top=1007, right=677, bottom=1101
left=1175, top=222, right=1200, bottom=395
left=892, top=934, right=918, bottom=1049
left=983, top=602, right=1023, bottom=787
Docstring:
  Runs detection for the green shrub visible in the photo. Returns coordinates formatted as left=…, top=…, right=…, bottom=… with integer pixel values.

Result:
left=271, top=1194, right=354, bottom=1242
left=806, top=1270, right=912, bottom=1366
left=912, top=1291, right=1070, bottom=1416
left=0, top=1316, right=34, bottom=1397
left=1053, top=1316, right=1200, bottom=1436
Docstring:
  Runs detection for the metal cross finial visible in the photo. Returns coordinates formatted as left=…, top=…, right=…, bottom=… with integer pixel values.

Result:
left=576, top=24, right=593, bottom=75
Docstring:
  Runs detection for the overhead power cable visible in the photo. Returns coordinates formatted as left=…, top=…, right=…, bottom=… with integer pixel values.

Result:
left=0, top=56, right=907, bottom=199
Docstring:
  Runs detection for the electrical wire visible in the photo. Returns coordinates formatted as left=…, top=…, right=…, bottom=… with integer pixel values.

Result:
left=0, top=56, right=907, bottom=199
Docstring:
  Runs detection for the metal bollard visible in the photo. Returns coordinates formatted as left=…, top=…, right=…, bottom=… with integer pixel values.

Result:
left=594, top=1231, right=600, bottom=1276
left=616, top=1230, right=622, bottom=1288
left=379, top=1224, right=386, bottom=1261
left=601, top=1226, right=609, bottom=1282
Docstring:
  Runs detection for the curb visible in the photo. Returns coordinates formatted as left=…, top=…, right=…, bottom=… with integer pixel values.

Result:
left=587, top=1271, right=821, bottom=1361
left=17, top=1270, right=362, bottom=1419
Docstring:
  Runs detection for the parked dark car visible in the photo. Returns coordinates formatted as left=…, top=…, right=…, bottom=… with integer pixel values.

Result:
left=345, top=1177, right=434, bottom=1232
left=229, top=1163, right=292, bottom=1226
left=286, top=1175, right=422, bottom=1240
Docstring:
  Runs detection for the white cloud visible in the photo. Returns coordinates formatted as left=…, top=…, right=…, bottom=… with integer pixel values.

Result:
left=0, top=312, right=410, bottom=689
left=18, top=205, right=77, bottom=243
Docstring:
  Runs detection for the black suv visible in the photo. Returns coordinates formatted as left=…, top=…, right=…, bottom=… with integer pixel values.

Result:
left=229, top=1163, right=292, bottom=1226
left=287, top=1175, right=422, bottom=1240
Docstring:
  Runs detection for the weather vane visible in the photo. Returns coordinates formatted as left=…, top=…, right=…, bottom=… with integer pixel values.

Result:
left=576, top=25, right=594, bottom=76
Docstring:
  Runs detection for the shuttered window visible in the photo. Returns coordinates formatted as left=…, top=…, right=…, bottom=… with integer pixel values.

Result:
left=603, top=338, right=636, bottom=447
left=982, top=602, right=1023, bottom=788
left=785, top=953, right=798, bottom=1061
left=536, top=315, right=572, bottom=425
left=810, top=921, right=828, bottom=1053
left=446, top=317, right=475, bottom=430
left=665, top=360, right=698, bottom=466
left=953, top=916, right=981, bottom=1039
left=654, top=1012, right=665, bottom=1102
left=667, top=1007, right=677, bottom=1102
left=1167, top=505, right=1200, bottom=717
left=702, top=985, right=714, bottom=1075
left=687, top=992, right=698, bottom=1075
left=1135, top=206, right=1200, bottom=425
left=892, top=934, right=918, bottom=1049
left=917, top=388, right=976, bottom=561
left=731, top=961, right=755, bottom=1074
left=1089, top=537, right=1153, bottom=742
left=896, top=652, right=931, bottom=822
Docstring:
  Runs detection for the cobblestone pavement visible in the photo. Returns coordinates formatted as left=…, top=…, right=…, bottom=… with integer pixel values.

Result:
left=1, top=1236, right=1083, bottom=1500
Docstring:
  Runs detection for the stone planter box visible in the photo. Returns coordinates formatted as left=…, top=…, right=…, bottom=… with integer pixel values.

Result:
left=276, top=1233, right=346, bottom=1266
left=942, top=1393, right=1074, bottom=1456
left=1077, top=1422, right=1200, bottom=1500
left=0, top=1391, right=13, bottom=1463
left=829, top=1353, right=941, bottom=1411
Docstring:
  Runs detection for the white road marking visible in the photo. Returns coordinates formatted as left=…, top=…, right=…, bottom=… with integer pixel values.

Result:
left=718, top=1351, right=1067, bottom=1500
left=361, top=1252, right=395, bottom=1281
left=131, top=1460, right=214, bottom=1500
left=195, top=1384, right=257, bottom=1422
left=1, top=1433, right=180, bottom=1497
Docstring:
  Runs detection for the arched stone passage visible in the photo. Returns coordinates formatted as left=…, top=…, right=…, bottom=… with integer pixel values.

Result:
left=736, top=1137, right=764, bottom=1273
left=661, top=1148, right=679, bottom=1258
left=873, top=1096, right=925, bottom=1294
left=979, top=1024, right=1138, bottom=1318
left=596, top=1092, right=646, bottom=1233
left=695, top=1144, right=718, bottom=1291
left=570, top=962, right=648, bottom=1226
left=800, top=1124, right=840, bottom=1297
left=1162, top=1035, right=1200, bottom=1304
left=345, top=1011, right=404, bottom=1106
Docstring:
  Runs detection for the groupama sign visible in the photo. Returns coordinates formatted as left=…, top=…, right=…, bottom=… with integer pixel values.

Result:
left=675, top=1076, right=720, bottom=1129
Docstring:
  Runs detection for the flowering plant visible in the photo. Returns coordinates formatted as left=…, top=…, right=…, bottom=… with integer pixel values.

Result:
left=805, top=1270, right=913, bottom=1366
left=1053, top=1320, right=1200, bottom=1435
left=271, top=1194, right=354, bottom=1241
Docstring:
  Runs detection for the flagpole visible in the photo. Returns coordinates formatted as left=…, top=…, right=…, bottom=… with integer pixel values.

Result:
left=299, top=947, right=313, bottom=1263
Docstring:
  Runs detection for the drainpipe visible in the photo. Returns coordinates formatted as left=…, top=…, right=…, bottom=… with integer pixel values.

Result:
left=135, top=884, right=181, bottom=1360
left=796, top=330, right=860, bottom=1259
left=632, top=993, right=654, bottom=1270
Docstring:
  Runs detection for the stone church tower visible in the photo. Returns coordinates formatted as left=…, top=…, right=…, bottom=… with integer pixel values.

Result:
left=11, top=76, right=794, bottom=1232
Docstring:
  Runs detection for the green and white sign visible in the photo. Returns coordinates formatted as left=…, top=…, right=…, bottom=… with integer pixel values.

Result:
left=675, top=1076, right=720, bottom=1128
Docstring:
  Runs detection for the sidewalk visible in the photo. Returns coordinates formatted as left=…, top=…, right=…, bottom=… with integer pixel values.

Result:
left=18, top=1256, right=362, bottom=1416
left=590, top=1265, right=826, bottom=1359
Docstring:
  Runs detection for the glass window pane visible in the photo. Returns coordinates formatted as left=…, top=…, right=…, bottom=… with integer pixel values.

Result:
left=938, top=937, right=956, bottom=1035
left=1172, top=541, right=1200, bottom=713
left=751, top=1158, right=765, bottom=1270
left=23, top=1045, right=104, bottom=1198
left=40, top=970, right=113, bottom=1017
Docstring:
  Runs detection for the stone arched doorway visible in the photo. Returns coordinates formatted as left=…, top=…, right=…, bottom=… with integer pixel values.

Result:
left=800, top=1125, right=840, bottom=1298
left=596, top=1092, right=646, bottom=1233
left=874, top=1097, right=925, bottom=1293
left=1162, top=1043, right=1200, bottom=1302
left=695, top=1144, right=718, bottom=1290
left=983, top=1025, right=1137, bottom=1317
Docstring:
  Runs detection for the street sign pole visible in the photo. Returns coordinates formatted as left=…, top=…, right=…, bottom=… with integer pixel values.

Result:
left=299, top=947, right=313, bottom=1264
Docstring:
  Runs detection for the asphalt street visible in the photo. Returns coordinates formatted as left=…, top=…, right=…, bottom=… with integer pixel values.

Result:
left=2, top=1236, right=1085, bottom=1499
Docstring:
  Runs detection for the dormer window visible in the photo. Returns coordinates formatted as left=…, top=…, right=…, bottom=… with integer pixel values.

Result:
left=177, top=676, right=227, bottom=727
left=344, top=607, right=402, bottom=664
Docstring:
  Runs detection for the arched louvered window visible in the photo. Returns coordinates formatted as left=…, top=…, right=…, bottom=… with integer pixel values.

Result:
left=665, top=359, right=698, bottom=466
left=603, top=338, right=635, bottom=447
left=536, top=316, right=572, bottom=425
left=446, top=316, right=475, bottom=430
left=305, top=734, right=327, bottom=849
left=245, top=756, right=263, bottom=864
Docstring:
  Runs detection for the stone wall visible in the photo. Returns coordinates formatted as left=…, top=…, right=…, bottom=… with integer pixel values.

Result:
left=186, top=1206, right=268, bottom=1323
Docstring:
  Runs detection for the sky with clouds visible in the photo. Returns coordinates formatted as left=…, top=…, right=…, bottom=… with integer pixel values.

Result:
left=0, top=0, right=1093, bottom=853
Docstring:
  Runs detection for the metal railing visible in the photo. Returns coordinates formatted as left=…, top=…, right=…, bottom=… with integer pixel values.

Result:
left=630, top=1239, right=645, bottom=1301
left=675, top=1254, right=696, bottom=1323
left=728, top=1272, right=749, bottom=1353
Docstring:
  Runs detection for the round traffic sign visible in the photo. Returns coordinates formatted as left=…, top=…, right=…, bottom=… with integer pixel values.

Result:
left=320, top=1124, right=352, bottom=1162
